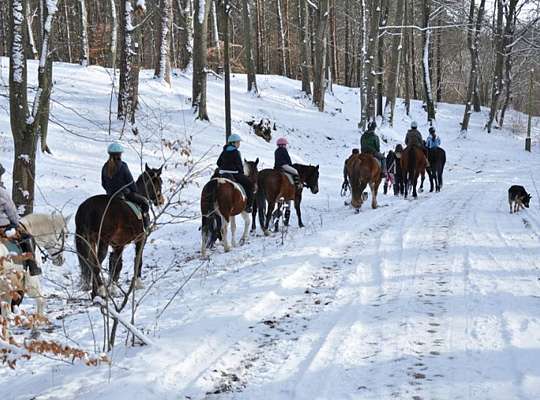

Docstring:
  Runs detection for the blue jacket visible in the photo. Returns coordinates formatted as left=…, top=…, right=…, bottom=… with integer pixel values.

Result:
left=217, top=145, right=245, bottom=175
left=102, top=161, right=137, bottom=196
left=426, top=135, right=441, bottom=149
left=274, top=147, right=292, bottom=168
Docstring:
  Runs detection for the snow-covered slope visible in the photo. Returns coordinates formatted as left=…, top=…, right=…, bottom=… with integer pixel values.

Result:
left=1, top=58, right=540, bottom=399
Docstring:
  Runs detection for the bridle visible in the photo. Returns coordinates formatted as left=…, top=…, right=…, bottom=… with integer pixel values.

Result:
left=37, top=228, right=66, bottom=263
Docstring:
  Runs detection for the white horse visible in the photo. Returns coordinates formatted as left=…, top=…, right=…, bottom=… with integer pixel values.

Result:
left=0, top=212, right=70, bottom=318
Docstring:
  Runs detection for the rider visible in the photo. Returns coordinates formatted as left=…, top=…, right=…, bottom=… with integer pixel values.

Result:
left=426, top=127, right=441, bottom=149
left=275, top=137, right=302, bottom=189
left=101, top=142, right=150, bottom=228
left=0, top=164, right=41, bottom=276
left=342, top=148, right=359, bottom=191
left=405, top=121, right=429, bottom=165
left=216, top=133, right=255, bottom=213
left=360, top=121, right=387, bottom=176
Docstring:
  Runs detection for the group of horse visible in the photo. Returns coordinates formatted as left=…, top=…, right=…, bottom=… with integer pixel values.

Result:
left=346, top=144, right=446, bottom=211
left=200, top=161, right=320, bottom=256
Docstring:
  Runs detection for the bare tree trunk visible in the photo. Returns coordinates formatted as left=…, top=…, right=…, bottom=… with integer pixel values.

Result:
left=79, top=0, right=89, bottom=66
left=9, top=0, right=58, bottom=214
left=211, top=0, right=220, bottom=63
left=461, top=0, right=486, bottom=134
left=299, top=0, right=311, bottom=95
left=176, top=0, right=192, bottom=70
left=110, top=0, right=118, bottom=68
left=376, top=0, right=388, bottom=117
left=358, top=0, right=368, bottom=129
left=435, top=14, right=442, bottom=102
left=421, top=0, right=435, bottom=122
left=329, top=0, right=338, bottom=83
left=26, top=1, right=39, bottom=59
left=241, top=0, right=257, bottom=92
left=154, top=0, right=173, bottom=85
left=276, top=0, right=287, bottom=76
left=498, top=1, right=518, bottom=128
left=254, top=0, right=264, bottom=73
left=485, top=0, right=504, bottom=133
left=283, top=0, right=292, bottom=77
left=63, top=0, right=73, bottom=63
left=344, top=0, right=350, bottom=86
left=312, top=0, right=329, bottom=111
left=365, top=0, right=380, bottom=122
left=410, top=3, right=418, bottom=99
left=384, top=0, right=405, bottom=126
left=192, top=0, right=212, bottom=120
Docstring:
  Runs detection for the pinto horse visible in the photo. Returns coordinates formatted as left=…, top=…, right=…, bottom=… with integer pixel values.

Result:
left=75, top=164, right=164, bottom=298
left=401, top=146, right=427, bottom=199
left=254, top=163, right=319, bottom=234
left=345, top=153, right=381, bottom=211
left=200, top=159, right=259, bottom=257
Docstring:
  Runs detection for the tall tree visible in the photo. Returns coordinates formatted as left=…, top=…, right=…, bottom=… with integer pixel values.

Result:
left=312, top=0, right=329, bottom=111
left=299, top=0, right=311, bottom=95
left=364, top=0, right=380, bottom=122
left=485, top=0, right=505, bottom=133
left=192, top=0, right=212, bottom=120
left=175, top=0, right=192, bottom=71
left=276, top=0, right=287, bottom=76
left=9, top=0, right=58, bottom=214
left=79, top=0, right=90, bottom=66
left=241, top=0, right=257, bottom=92
left=421, top=0, right=436, bottom=122
left=384, top=0, right=405, bottom=126
left=154, top=0, right=173, bottom=85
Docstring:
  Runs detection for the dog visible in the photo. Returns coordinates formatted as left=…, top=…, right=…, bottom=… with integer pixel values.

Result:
left=508, top=185, right=532, bottom=213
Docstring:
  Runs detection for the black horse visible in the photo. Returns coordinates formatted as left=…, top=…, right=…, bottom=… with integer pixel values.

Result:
left=427, top=147, right=446, bottom=192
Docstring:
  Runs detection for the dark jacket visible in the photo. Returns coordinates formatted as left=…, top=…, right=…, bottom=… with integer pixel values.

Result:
left=217, top=145, right=245, bottom=175
left=102, top=161, right=137, bottom=196
left=274, top=146, right=292, bottom=168
left=361, top=130, right=380, bottom=154
left=405, top=128, right=423, bottom=147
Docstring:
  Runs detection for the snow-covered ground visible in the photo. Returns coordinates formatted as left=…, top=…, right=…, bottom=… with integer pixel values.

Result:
left=1, top=57, right=540, bottom=399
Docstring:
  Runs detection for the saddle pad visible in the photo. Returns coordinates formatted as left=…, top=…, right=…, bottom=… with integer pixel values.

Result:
left=0, top=239, right=23, bottom=265
left=125, top=200, right=143, bottom=220
left=215, top=178, right=247, bottom=202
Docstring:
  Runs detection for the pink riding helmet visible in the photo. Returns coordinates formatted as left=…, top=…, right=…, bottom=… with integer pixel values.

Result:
left=276, top=137, right=288, bottom=146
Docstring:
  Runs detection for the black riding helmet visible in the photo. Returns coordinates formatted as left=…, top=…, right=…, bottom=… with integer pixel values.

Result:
left=429, top=127, right=436, bottom=134
left=368, top=121, right=377, bottom=131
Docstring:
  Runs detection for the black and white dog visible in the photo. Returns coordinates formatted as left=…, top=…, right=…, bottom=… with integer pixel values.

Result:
left=508, top=185, right=532, bottom=213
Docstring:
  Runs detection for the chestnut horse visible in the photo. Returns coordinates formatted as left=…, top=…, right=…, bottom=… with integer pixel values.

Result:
left=254, top=163, right=319, bottom=234
left=401, top=146, right=427, bottom=199
left=75, top=164, right=164, bottom=298
left=345, top=153, right=381, bottom=212
left=200, top=159, right=259, bottom=257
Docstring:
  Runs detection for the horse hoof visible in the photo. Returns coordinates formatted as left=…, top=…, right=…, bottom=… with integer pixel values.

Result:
left=108, top=284, right=118, bottom=296
left=134, top=277, right=144, bottom=289
left=264, top=230, right=271, bottom=237
left=355, top=209, right=360, bottom=214
left=224, top=246, right=231, bottom=253
left=97, top=285, right=107, bottom=298
left=299, top=223, right=305, bottom=228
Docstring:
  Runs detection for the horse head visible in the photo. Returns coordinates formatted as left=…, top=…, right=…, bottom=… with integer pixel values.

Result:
left=22, top=212, right=70, bottom=266
left=296, top=164, right=319, bottom=194
left=244, top=158, right=259, bottom=184
left=138, top=164, right=165, bottom=207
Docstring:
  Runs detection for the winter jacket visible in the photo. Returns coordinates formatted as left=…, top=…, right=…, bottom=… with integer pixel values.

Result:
left=0, top=185, right=20, bottom=227
left=102, top=161, right=138, bottom=196
left=405, top=128, right=423, bottom=147
left=426, top=135, right=441, bottom=149
left=217, top=145, right=245, bottom=175
left=361, top=130, right=380, bottom=154
left=274, top=146, right=293, bottom=169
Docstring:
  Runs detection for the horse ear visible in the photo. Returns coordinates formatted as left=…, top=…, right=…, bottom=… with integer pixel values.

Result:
left=157, top=165, right=163, bottom=175
left=316, top=165, right=319, bottom=171
left=145, top=163, right=150, bottom=172
left=255, top=157, right=259, bottom=165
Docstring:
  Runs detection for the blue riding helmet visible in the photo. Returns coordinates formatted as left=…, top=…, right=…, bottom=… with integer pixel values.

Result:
left=107, top=142, right=124, bottom=154
left=227, top=133, right=242, bottom=143
left=411, top=121, right=418, bottom=129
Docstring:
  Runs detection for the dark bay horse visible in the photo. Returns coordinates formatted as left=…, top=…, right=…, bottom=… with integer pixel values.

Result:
left=75, top=164, right=164, bottom=298
left=426, top=147, right=446, bottom=192
left=401, top=146, right=427, bottom=199
left=345, top=153, right=381, bottom=211
left=254, top=163, right=319, bottom=234
left=200, top=159, right=259, bottom=256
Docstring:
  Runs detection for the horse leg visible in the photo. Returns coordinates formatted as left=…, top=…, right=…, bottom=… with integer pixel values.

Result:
left=251, top=205, right=257, bottom=232
left=222, top=216, right=231, bottom=252
left=134, top=239, right=145, bottom=289
left=413, top=173, right=419, bottom=198
left=419, top=172, right=425, bottom=193
left=230, top=215, right=237, bottom=247
left=24, top=273, right=46, bottom=316
left=264, top=201, right=276, bottom=236
left=370, top=181, right=380, bottom=209
left=239, top=211, right=250, bottom=245
left=108, top=246, right=124, bottom=295
left=274, top=201, right=283, bottom=232
left=294, top=193, right=304, bottom=227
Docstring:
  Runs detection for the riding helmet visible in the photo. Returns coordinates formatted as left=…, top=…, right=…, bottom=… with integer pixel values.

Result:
left=429, top=127, right=436, bottom=134
left=368, top=121, right=377, bottom=131
left=227, top=133, right=242, bottom=143
left=107, top=142, right=124, bottom=154
left=411, top=121, right=418, bottom=129
left=277, top=137, right=288, bottom=146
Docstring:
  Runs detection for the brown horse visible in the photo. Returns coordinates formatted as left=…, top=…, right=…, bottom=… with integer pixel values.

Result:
left=254, top=163, right=319, bottom=234
left=75, top=164, right=164, bottom=298
left=345, top=153, right=381, bottom=211
left=401, top=145, right=427, bottom=199
left=200, top=159, right=259, bottom=257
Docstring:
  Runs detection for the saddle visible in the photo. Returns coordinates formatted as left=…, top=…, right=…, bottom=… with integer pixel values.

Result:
left=124, top=200, right=143, bottom=221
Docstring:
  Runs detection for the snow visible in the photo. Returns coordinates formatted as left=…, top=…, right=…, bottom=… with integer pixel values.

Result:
left=1, top=57, right=540, bottom=399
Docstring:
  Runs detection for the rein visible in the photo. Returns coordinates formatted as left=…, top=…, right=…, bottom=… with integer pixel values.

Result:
left=19, top=221, right=65, bottom=263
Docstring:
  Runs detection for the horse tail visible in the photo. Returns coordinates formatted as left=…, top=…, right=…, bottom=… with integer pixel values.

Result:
left=201, top=179, right=221, bottom=247
left=75, top=207, right=94, bottom=289
left=256, top=176, right=267, bottom=229
left=408, top=146, right=417, bottom=185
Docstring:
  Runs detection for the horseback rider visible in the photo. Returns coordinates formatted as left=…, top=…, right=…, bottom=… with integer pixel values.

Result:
left=426, top=127, right=441, bottom=149
left=405, top=121, right=429, bottom=165
left=275, top=137, right=302, bottom=189
left=342, top=148, right=359, bottom=192
left=0, top=163, right=41, bottom=276
left=101, top=142, right=150, bottom=228
left=216, top=133, right=255, bottom=213
left=361, top=121, right=387, bottom=176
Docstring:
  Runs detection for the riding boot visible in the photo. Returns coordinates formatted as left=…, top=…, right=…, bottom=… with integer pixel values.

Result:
left=143, top=212, right=150, bottom=232
left=25, top=258, right=42, bottom=276
left=19, top=237, right=41, bottom=276
left=293, top=175, right=302, bottom=190
left=381, top=158, right=387, bottom=179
